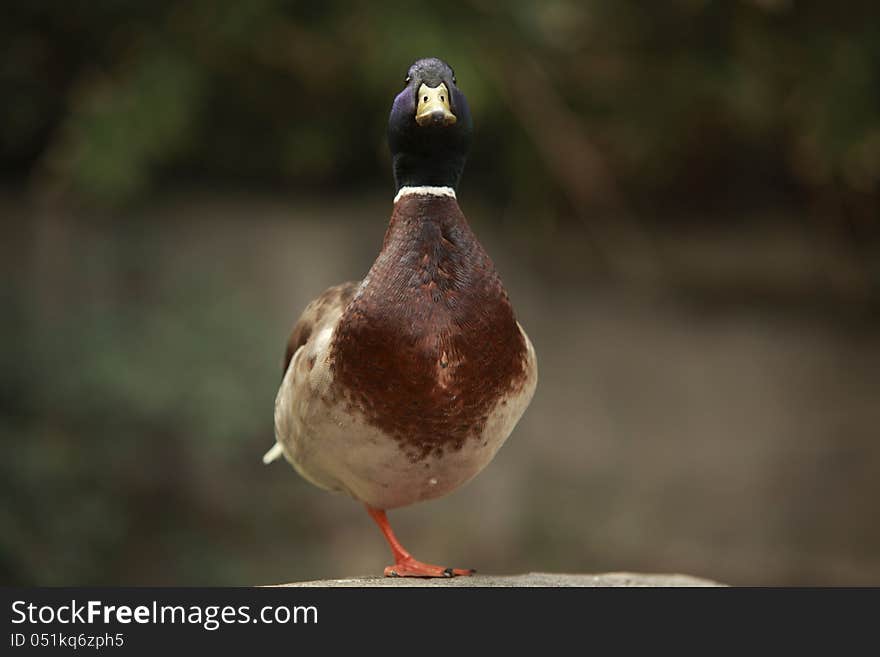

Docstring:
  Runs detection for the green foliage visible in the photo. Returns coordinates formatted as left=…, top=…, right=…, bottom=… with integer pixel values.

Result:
left=3, top=1, right=878, bottom=211
left=60, top=46, right=203, bottom=202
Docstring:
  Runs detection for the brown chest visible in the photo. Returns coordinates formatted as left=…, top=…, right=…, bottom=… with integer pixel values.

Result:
left=329, top=196, right=528, bottom=462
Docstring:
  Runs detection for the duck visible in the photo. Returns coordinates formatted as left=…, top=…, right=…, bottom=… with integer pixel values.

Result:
left=264, top=57, right=538, bottom=577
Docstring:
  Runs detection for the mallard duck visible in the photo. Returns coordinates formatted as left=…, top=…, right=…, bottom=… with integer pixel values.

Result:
left=264, top=57, right=537, bottom=577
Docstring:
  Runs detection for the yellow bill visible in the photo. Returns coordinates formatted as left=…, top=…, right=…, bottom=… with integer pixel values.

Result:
left=415, top=83, right=457, bottom=127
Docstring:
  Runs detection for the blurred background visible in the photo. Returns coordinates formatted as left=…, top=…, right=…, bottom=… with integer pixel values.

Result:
left=2, top=1, right=879, bottom=586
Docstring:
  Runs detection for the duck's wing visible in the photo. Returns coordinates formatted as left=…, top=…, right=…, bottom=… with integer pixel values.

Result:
left=282, top=281, right=360, bottom=377
left=264, top=281, right=359, bottom=465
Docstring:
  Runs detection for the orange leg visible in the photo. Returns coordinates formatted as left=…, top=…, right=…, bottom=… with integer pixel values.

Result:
left=365, top=505, right=475, bottom=578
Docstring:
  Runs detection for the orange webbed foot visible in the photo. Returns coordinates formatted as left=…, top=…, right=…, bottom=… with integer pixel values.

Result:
left=385, top=558, right=476, bottom=578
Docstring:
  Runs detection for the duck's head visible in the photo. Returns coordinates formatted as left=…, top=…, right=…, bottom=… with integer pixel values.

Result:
left=388, top=57, right=474, bottom=192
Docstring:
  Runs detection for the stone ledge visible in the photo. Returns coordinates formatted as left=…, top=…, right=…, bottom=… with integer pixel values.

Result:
left=272, top=572, right=724, bottom=587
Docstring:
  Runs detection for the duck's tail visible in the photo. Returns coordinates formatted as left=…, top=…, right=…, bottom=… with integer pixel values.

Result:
left=262, top=443, right=284, bottom=465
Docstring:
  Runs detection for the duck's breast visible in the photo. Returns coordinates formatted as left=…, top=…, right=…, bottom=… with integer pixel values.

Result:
left=334, top=196, right=531, bottom=454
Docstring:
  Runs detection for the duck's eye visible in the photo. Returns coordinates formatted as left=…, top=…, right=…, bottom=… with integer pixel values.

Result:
left=423, top=96, right=428, bottom=102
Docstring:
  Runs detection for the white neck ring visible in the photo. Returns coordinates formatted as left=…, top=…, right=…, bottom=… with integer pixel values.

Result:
left=393, top=186, right=456, bottom=204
